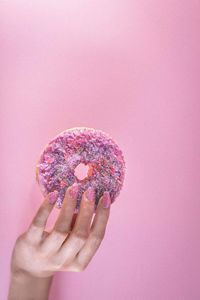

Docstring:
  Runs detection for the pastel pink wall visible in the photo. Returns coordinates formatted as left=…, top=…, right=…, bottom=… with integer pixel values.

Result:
left=1, top=1, right=200, bottom=299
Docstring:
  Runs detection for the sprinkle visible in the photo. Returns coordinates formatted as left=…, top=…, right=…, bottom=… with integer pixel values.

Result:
left=60, top=180, right=67, bottom=188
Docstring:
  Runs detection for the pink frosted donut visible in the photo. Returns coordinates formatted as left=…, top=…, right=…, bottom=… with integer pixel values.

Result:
left=35, top=127, right=125, bottom=210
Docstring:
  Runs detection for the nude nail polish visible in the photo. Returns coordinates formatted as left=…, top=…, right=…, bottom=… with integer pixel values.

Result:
left=49, top=190, right=58, bottom=204
left=85, top=187, right=95, bottom=201
left=102, top=191, right=110, bottom=208
left=68, top=183, right=79, bottom=199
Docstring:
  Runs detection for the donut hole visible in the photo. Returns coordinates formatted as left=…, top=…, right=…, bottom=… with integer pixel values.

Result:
left=74, top=163, right=90, bottom=181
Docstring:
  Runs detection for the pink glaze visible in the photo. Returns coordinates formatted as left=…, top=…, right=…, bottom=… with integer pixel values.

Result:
left=36, top=127, right=125, bottom=210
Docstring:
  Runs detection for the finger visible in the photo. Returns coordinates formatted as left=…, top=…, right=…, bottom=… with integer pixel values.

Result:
left=55, top=187, right=95, bottom=266
left=40, top=183, right=79, bottom=253
left=27, top=190, right=58, bottom=241
left=71, top=191, right=111, bottom=271
left=72, top=186, right=95, bottom=240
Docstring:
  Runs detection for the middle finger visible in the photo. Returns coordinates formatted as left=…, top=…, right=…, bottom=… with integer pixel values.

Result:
left=55, top=187, right=95, bottom=264
left=72, top=186, right=95, bottom=240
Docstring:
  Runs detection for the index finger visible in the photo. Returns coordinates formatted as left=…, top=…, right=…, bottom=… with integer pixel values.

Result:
left=27, top=190, right=58, bottom=240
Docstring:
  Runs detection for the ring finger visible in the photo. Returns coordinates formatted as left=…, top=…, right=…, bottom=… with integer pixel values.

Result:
left=69, top=191, right=111, bottom=271
left=55, top=187, right=95, bottom=266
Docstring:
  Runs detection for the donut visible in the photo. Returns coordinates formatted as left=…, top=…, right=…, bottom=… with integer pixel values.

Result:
left=35, top=127, right=125, bottom=211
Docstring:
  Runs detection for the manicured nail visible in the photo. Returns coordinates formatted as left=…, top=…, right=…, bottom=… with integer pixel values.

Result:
left=85, top=187, right=95, bottom=202
left=102, top=191, right=110, bottom=208
left=68, top=183, right=79, bottom=199
left=49, top=190, right=58, bottom=204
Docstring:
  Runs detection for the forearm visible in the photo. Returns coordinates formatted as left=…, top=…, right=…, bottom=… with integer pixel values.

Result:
left=8, top=271, right=53, bottom=300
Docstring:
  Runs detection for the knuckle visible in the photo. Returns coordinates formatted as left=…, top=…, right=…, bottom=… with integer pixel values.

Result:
left=72, top=230, right=88, bottom=243
left=33, top=207, right=49, bottom=226
left=53, top=229, right=68, bottom=239
left=93, top=230, right=105, bottom=241
left=91, top=236, right=103, bottom=248
left=51, top=257, right=64, bottom=270
left=66, top=262, right=88, bottom=272
left=32, top=217, right=43, bottom=228
left=82, top=205, right=93, bottom=216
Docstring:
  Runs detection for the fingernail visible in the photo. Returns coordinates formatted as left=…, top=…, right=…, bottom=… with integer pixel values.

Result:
left=49, top=190, right=58, bottom=204
left=102, top=191, right=110, bottom=208
left=85, top=187, right=95, bottom=202
left=68, top=183, right=79, bottom=199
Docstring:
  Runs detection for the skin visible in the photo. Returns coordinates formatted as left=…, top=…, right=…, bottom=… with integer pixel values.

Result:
left=8, top=185, right=111, bottom=300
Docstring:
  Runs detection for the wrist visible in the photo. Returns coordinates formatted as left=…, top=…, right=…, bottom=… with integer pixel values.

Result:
left=11, top=270, right=53, bottom=285
left=8, top=270, right=53, bottom=300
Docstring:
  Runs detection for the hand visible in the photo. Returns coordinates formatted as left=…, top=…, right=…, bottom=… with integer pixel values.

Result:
left=8, top=185, right=111, bottom=300
left=11, top=185, right=111, bottom=276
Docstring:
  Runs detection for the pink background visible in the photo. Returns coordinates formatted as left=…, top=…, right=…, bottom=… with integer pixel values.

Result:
left=1, top=1, right=200, bottom=299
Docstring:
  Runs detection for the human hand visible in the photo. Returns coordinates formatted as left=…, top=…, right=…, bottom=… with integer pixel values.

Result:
left=11, top=184, right=111, bottom=278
